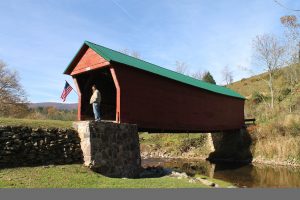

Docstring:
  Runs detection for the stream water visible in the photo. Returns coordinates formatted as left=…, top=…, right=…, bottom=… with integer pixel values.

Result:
left=142, top=158, right=300, bottom=188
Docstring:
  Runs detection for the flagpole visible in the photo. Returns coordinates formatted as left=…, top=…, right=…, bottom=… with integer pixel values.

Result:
left=65, top=80, right=79, bottom=96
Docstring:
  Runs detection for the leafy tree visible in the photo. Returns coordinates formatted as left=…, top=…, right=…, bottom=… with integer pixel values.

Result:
left=202, top=71, right=216, bottom=84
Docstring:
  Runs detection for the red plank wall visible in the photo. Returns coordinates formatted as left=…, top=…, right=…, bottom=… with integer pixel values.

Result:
left=113, top=63, right=245, bottom=132
left=71, top=48, right=109, bottom=76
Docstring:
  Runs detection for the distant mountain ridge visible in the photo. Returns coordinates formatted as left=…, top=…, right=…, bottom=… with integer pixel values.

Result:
left=29, top=102, right=77, bottom=110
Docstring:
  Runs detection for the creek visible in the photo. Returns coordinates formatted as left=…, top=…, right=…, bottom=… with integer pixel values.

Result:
left=142, top=158, right=300, bottom=188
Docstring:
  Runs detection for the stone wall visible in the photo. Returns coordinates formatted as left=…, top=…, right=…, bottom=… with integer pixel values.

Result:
left=207, top=128, right=253, bottom=163
left=0, top=126, right=83, bottom=167
left=73, top=121, right=141, bottom=178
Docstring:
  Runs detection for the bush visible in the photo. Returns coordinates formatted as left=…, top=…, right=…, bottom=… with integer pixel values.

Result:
left=277, top=88, right=291, bottom=102
left=288, top=121, right=300, bottom=137
left=252, top=91, right=265, bottom=104
left=179, top=136, right=207, bottom=153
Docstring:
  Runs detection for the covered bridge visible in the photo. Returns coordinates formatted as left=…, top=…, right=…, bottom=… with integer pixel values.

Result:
left=64, top=41, right=245, bottom=133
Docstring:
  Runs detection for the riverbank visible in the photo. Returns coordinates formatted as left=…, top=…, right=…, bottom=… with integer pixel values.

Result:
left=142, top=154, right=300, bottom=168
left=141, top=150, right=300, bottom=167
left=0, top=164, right=234, bottom=188
left=141, top=157, right=300, bottom=188
left=139, top=132, right=300, bottom=167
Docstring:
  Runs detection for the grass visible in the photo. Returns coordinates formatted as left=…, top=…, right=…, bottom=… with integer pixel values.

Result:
left=0, top=117, right=73, bottom=129
left=251, top=136, right=300, bottom=164
left=0, top=118, right=234, bottom=188
left=0, top=164, right=233, bottom=188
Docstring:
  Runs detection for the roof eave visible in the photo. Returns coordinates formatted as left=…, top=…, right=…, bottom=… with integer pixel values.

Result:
left=63, top=43, right=87, bottom=75
left=64, top=40, right=246, bottom=100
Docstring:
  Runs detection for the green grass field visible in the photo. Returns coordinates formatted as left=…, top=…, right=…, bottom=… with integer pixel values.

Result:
left=0, top=164, right=233, bottom=188
left=0, top=117, right=73, bottom=129
left=0, top=117, right=234, bottom=188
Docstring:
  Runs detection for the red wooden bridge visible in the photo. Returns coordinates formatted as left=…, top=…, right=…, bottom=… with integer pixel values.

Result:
left=64, top=41, right=245, bottom=133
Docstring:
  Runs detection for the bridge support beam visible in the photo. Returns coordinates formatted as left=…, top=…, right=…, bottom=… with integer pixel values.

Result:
left=207, top=128, right=253, bottom=163
left=73, top=121, right=141, bottom=178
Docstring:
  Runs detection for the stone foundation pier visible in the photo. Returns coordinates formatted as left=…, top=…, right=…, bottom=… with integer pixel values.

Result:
left=207, top=128, right=253, bottom=163
left=73, top=121, right=141, bottom=178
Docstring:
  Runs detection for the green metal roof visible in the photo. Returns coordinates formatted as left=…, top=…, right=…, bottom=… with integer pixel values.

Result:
left=67, top=41, right=245, bottom=99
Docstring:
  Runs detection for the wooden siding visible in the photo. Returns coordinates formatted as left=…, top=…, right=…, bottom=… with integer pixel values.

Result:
left=71, top=48, right=110, bottom=76
left=67, top=47, right=245, bottom=132
left=112, top=63, right=245, bottom=132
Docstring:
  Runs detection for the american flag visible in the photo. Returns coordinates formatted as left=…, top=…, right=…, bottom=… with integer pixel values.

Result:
left=61, top=81, right=73, bottom=102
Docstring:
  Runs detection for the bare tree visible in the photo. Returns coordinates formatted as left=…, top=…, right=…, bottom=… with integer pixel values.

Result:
left=0, top=60, right=28, bottom=117
left=222, top=65, right=234, bottom=85
left=131, top=51, right=141, bottom=59
left=281, top=15, right=300, bottom=89
left=119, top=48, right=130, bottom=55
left=191, top=70, right=203, bottom=80
left=280, top=15, right=300, bottom=112
left=252, top=34, right=286, bottom=109
left=281, top=15, right=300, bottom=66
left=119, top=49, right=141, bottom=59
left=175, top=61, right=189, bottom=75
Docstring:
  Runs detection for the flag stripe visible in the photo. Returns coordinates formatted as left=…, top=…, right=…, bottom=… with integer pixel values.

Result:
left=60, top=81, right=73, bottom=102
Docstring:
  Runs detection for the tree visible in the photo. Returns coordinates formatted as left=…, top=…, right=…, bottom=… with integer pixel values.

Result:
left=191, top=70, right=203, bottom=80
left=202, top=71, right=216, bottom=84
left=120, top=49, right=141, bottom=59
left=120, top=48, right=130, bottom=55
left=0, top=60, right=28, bottom=117
left=281, top=16, right=300, bottom=88
left=252, top=34, right=285, bottom=109
left=222, top=66, right=233, bottom=85
left=281, top=15, right=300, bottom=67
left=131, top=51, right=141, bottom=59
left=280, top=15, right=300, bottom=112
left=175, top=61, right=189, bottom=75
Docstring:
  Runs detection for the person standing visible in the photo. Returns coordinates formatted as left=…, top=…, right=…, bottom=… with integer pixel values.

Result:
left=90, top=84, right=101, bottom=121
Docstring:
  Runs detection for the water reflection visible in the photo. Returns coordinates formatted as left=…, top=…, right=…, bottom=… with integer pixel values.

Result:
left=142, top=158, right=300, bottom=188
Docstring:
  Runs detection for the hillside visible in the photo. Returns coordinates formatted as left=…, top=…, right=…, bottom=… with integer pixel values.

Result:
left=225, top=65, right=300, bottom=165
left=228, top=65, right=300, bottom=119
left=228, top=66, right=297, bottom=98
left=29, top=102, right=77, bottom=110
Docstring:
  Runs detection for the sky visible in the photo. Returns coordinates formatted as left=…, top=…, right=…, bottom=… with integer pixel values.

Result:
left=0, top=0, right=299, bottom=103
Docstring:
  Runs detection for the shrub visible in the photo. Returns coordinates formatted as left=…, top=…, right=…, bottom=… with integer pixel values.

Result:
left=277, top=88, right=291, bottom=102
left=179, top=136, right=207, bottom=153
left=252, top=91, right=265, bottom=104
left=288, top=122, right=300, bottom=137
